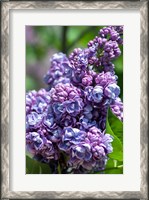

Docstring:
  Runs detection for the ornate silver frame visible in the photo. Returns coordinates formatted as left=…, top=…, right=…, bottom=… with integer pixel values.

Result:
left=1, top=1, right=148, bottom=199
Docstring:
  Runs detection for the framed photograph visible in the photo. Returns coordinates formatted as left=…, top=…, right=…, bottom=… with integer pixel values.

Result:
left=1, top=1, right=148, bottom=199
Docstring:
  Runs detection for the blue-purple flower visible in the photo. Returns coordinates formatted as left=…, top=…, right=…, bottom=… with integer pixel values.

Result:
left=85, top=86, right=103, bottom=103
left=110, top=97, right=123, bottom=121
left=44, top=53, right=72, bottom=89
left=26, top=112, right=43, bottom=130
left=104, top=83, right=120, bottom=99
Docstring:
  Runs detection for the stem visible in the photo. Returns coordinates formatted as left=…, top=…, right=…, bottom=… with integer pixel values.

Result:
left=57, top=162, right=61, bottom=174
left=113, top=160, right=118, bottom=168
left=62, top=26, right=68, bottom=54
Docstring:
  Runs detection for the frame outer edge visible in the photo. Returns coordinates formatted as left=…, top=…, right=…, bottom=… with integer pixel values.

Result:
left=1, top=2, right=9, bottom=200
left=140, top=1, right=148, bottom=199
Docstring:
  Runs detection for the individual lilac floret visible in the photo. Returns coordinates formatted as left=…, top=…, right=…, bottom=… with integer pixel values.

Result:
left=99, top=26, right=123, bottom=44
left=95, top=71, right=117, bottom=87
left=69, top=48, right=88, bottom=70
left=64, top=98, right=84, bottom=117
left=102, top=62, right=115, bottom=74
left=43, top=113, right=57, bottom=131
left=104, top=83, right=120, bottom=99
left=26, top=112, right=43, bottom=131
left=26, top=131, right=59, bottom=160
left=49, top=83, right=84, bottom=118
left=44, top=53, right=72, bottom=89
left=46, top=126, right=63, bottom=143
left=68, top=48, right=88, bottom=85
left=85, top=86, right=103, bottom=103
left=60, top=115, right=77, bottom=127
left=58, top=127, right=86, bottom=152
left=110, top=97, right=123, bottom=121
left=26, top=89, right=52, bottom=132
left=26, top=90, right=37, bottom=114
left=101, top=40, right=121, bottom=62
left=26, top=89, right=51, bottom=115
left=49, top=83, right=82, bottom=102
left=69, top=48, right=98, bottom=87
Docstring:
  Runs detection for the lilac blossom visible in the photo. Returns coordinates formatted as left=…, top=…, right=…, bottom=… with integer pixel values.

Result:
left=26, top=26, right=123, bottom=173
left=66, top=126, right=113, bottom=171
left=85, top=86, right=103, bottom=103
left=110, top=97, right=123, bottom=121
left=44, top=53, right=72, bottom=89
left=26, top=131, right=59, bottom=160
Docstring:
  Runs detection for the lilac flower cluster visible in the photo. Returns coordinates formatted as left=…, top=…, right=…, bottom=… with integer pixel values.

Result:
left=26, top=26, right=123, bottom=173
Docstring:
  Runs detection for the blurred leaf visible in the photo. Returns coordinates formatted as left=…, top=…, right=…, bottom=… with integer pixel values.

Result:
left=35, top=26, right=61, bottom=50
left=95, top=166, right=123, bottom=174
left=26, top=155, right=51, bottom=174
left=103, top=167, right=123, bottom=174
left=95, top=158, right=123, bottom=174
left=26, top=76, right=38, bottom=91
left=106, top=108, right=123, bottom=161
left=26, top=45, right=37, bottom=65
left=67, top=26, right=102, bottom=53
left=106, top=158, right=123, bottom=169
left=108, top=108, right=123, bottom=143
left=106, top=158, right=116, bottom=169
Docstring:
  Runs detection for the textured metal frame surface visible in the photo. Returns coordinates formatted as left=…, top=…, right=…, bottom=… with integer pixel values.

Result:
left=1, top=1, right=148, bottom=199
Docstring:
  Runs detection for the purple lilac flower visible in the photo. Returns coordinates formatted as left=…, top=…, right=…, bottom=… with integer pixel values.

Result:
left=60, top=115, right=77, bottom=127
left=110, top=97, right=123, bottom=121
left=49, top=83, right=84, bottom=120
left=46, top=126, right=63, bottom=143
left=79, top=116, right=97, bottom=130
left=94, top=71, right=119, bottom=108
left=104, top=83, right=120, bottom=99
left=66, top=126, right=113, bottom=171
left=64, top=98, right=84, bottom=116
left=58, top=127, right=86, bottom=152
left=85, top=86, right=103, bottom=103
left=101, top=40, right=121, bottom=61
left=49, top=83, right=82, bottom=103
left=26, top=131, right=59, bottom=160
left=26, top=112, right=43, bottom=131
left=99, top=26, right=123, bottom=44
left=44, top=53, right=72, bottom=89
left=26, top=89, right=51, bottom=115
left=43, top=114, right=56, bottom=131
left=95, top=71, right=118, bottom=89
left=87, top=26, right=123, bottom=72
left=69, top=48, right=88, bottom=70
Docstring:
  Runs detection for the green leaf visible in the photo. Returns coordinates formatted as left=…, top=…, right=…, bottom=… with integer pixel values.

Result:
left=106, top=158, right=123, bottom=169
left=106, top=108, right=123, bottom=161
left=95, top=158, right=123, bottom=174
left=26, top=155, right=51, bottom=174
left=95, top=166, right=123, bottom=174
left=103, top=167, right=123, bottom=174
left=108, top=108, right=123, bottom=143
left=105, top=158, right=116, bottom=169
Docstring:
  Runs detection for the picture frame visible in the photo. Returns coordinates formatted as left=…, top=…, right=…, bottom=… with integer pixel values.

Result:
left=1, top=1, right=148, bottom=199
